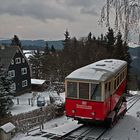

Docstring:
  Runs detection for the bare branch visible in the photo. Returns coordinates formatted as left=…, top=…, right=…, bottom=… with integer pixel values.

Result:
left=100, top=0, right=140, bottom=42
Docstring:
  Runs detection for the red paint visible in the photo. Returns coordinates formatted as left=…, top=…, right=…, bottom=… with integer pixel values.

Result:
left=65, top=79, right=126, bottom=121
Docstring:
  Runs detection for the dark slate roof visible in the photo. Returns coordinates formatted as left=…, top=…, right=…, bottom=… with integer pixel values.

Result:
left=0, top=45, right=18, bottom=70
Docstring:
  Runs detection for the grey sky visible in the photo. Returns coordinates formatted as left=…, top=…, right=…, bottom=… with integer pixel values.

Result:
left=0, top=0, right=107, bottom=40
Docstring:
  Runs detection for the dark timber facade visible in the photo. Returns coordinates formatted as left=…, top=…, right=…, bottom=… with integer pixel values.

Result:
left=0, top=45, right=31, bottom=96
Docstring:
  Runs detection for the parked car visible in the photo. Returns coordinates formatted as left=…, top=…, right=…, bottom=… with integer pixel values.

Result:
left=37, top=95, right=45, bottom=107
left=7, top=96, right=14, bottom=109
left=49, top=91, right=65, bottom=107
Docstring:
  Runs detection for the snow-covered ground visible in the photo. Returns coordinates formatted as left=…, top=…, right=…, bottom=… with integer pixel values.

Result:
left=103, top=93, right=140, bottom=140
left=10, top=91, right=65, bottom=115
left=11, top=91, right=140, bottom=140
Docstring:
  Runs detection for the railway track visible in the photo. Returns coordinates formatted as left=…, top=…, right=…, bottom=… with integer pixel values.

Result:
left=127, top=95, right=138, bottom=103
left=127, top=95, right=140, bottom=111
left=58, top=125, right=107, bottom=140
left=37, top=94, right=140, bottom=140
left=58, top=95, right=140, bottom=140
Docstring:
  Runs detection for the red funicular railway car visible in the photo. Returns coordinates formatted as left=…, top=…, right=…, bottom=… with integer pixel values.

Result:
left=65, top=59, right=127, bottom=126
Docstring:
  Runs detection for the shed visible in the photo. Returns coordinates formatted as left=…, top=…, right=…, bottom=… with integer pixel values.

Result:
left=0, top=122, right=16, bottom=140
left=31, top=79, right=50, bottom=91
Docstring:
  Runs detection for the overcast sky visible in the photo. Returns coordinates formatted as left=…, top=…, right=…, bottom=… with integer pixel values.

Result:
left=0, top=0, right=107, bottom=40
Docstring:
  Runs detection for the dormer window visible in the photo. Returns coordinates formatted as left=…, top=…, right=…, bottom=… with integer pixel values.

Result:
left=11, top=59, right=14, bottom=65
left=15, top=57, right=21, bottom=64
left=22, top=58, right=25, bottom=63
left=22, top=80, right=28, bottom=87
left=21, top=68, right=27, bottom=75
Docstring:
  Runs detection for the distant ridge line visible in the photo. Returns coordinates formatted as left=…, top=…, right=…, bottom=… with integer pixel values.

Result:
left=0, top=39, right=64, bottom=50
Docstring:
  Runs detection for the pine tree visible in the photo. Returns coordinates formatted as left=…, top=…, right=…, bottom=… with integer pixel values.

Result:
left=123, top=41, right=132, bottom=67
left=44, top=42, right=50, bottom=55
left=64, top=29, right=70, bottom=42
left=113, top=31, right=124, bottom=59
left=106, top=28, right=115, bottom=47
left=11, top=35, right=22, bottom=49
left=62, top=29, right=72, bottom=76
left=113, top=31, right=131, bottom=66
left=106, top=28, right=115, bottom=57
left=29, top=49, right=42, bottom=79
left=87, top=32, right=92, bottom=42
left=0, top=67, right=13, bottom=118
left=50, top=45, right=56, bottom=54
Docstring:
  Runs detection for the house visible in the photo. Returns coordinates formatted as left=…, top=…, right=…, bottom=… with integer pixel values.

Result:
left=0, top=122, right=15, bottom=140
left=31, top=79, right=49, bottom=91
left=0, top=45, right=31, bottom=96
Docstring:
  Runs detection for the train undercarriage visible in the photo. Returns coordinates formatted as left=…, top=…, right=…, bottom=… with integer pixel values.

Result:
left=105, top=96, right=127, bottom=127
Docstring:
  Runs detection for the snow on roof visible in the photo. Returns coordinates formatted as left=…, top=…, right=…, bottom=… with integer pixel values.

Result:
left=66, top=59, right=127, bottom=82
left=0, top=122, right=15, bottom=133
left=23, top=50, right=34, bottom=59
left=31, top=79, right=46, bottom=85
left=128, top=42, right=140, bottom=48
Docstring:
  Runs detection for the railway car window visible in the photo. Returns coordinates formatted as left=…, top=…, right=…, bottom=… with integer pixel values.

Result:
left=108, top=82, right=111, bottom=91
left=120, top=73, right=123, bottom=82
left=79, top=83, right=89, bottom=99
left=117, top=77, right=119, bottom=86
left=91, top=84, right=101, bottom=101
left=114, top=79, right=117, bottom=90
left=105, top=82, right=110, bottom=99
left=123, top=71, right=125, bottom=78
left=67, top=82, right=77, bottom=98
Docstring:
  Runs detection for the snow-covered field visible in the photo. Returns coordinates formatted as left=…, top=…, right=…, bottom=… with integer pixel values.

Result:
left=11, top=91, right=140, bottom=140
left=10, top=91, right=65, bottom=115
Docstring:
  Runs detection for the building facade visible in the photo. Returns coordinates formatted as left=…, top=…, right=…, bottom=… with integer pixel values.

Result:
left=0, top=45, right=31, bottom=96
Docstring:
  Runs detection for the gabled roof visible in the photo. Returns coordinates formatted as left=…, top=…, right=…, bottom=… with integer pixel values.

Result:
left=0, top=45, right=20, bottom=70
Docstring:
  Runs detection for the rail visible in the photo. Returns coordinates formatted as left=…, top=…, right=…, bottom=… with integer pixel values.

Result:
left=127, top=96, right=140, bottom=111
left=56, top=125, right=108, bottom=140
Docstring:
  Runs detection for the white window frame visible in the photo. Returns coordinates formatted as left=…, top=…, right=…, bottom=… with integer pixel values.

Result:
left=22, top=80, right=28, bottom=87
left=11, top=83, right=16, bottom=90
left=15, top=57, right=21, bottom=64
left=8, top=70, right=15, bottom=78
left=11, top=59, right=14, bottom=65
left=21, top=67, right=27, bottom=75
left=22, top=58, right=25, bottom=63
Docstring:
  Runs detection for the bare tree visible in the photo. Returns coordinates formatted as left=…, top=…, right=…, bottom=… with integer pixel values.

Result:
left=100, top=0, right=140, bottom=42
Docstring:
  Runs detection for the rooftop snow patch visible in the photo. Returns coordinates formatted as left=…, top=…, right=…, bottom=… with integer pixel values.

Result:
left=66, top=59, right=127, bottom=82
left=31, top=79, right=46, bottom=85
left=128, top=42, right=140, bottom=48
left=0, top=122, right=15, bottom=133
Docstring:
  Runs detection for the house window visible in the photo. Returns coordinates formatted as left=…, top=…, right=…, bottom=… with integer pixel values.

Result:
left=22, top=80, right=28, bottom=87
left=15, top=57, right=21, bottom=64
left=11, top=59, right=14, bottom=65
left=11, top=83, right=16, bottom=90
left=8, top=70, right=15, bottom=78
left=22, top=58, right=25, bottom=63
left=21, top=68, right=27, bottom=75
